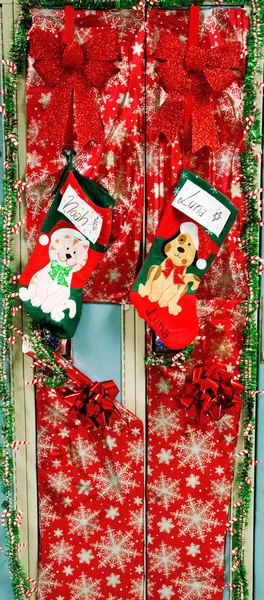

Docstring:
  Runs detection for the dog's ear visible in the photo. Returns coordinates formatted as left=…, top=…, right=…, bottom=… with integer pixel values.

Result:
left=164, top=242, right=172, bottom=255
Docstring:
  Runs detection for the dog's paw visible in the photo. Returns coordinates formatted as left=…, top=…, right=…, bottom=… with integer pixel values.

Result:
left=138, top=284, right=148, bottom=298
left=149, top=293, right=160, bottom=303
left=168, top=303, right=182, bottom=315
left=158, top=298, right=169, bottom=308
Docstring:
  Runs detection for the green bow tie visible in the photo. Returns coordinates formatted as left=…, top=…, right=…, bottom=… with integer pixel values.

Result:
left=48, top=260, right=73, bottom=287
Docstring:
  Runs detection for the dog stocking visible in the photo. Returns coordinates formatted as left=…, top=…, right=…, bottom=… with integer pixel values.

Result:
left=19, top=160, right=115, bottom=339
left=130, top=169, right=239, bottom=349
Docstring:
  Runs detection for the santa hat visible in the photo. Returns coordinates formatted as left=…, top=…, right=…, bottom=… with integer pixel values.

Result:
left=180, top=221, right=219, bottom=271
left=39, top=226, right=87, bottom=246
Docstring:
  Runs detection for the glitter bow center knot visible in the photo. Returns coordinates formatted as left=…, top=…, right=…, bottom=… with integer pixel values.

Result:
left=62, top=378, right=121, bottom=429
left=62, top=42, right=84, bottom=69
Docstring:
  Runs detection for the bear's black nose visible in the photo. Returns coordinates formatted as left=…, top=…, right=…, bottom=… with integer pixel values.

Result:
left=66, top=253, right=72, bottom=259
left=177, top=246, right=185, bottom=253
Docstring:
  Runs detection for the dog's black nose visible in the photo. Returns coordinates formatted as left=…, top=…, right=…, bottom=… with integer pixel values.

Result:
left=177, top=246, right=185, bottom=253
left=66, top=253, right=72, bottom=259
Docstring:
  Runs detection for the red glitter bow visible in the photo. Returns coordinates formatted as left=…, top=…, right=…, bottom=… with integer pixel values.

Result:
left=151, top=31, right=241, bottom=152
left=29, top=27, right=119, bottom=149
left=62, top=379, right=121, bottom=429
left=163, top=259, right=185, bottom=285
left=180, top=362, right=243, bottom=424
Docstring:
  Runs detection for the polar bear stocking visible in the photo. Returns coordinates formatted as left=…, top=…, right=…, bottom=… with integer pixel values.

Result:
left=19, top=161, right=115, bottom=339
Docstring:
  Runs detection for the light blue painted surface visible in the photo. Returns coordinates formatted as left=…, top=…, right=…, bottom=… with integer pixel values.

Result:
left=73, top=303, right=122, bottom=400
left=0, top=78, right=15, bottom=598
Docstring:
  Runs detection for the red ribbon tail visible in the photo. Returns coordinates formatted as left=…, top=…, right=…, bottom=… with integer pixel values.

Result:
left=39, top=77, right=74, bottom=149
left=74, top=76, right=104, bottom=148
left=150, top=98, right=185, bottom=142
left=191, top=95, right=220, bottom=153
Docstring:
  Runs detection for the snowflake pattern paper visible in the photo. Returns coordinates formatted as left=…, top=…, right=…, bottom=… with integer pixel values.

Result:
left=36, top=385, right=144, bottom=600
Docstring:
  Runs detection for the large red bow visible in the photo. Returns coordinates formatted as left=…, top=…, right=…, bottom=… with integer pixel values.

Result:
left=62, top=379, right=121, bottom=429
left=30, top=27, right=119, bottom=149
left=180, top=362, right=243, bottom=424
left=151, top=31, right=241, bottom=153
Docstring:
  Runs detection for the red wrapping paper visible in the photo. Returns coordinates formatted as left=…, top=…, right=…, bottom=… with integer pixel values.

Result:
left=26, top=9, right=144, bottom=303
left=36, top=367, right=144, bottom=600
left=146, top=7, right=249, bottom=599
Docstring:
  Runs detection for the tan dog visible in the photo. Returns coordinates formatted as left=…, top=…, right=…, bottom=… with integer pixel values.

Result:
left=138, top=222, right=201, bottom=315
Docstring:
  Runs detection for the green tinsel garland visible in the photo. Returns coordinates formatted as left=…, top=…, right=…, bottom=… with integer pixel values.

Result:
left=0, top=0, right=263, bottom=598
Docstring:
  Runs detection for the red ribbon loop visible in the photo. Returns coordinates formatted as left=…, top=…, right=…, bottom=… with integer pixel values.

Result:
left=180, top=361, right=244, bottom=424
left=29, top=26, right=119, bottom=149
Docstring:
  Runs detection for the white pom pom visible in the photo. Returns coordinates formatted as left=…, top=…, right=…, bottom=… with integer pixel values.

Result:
left=39, top=234, right=49, bottom=246
left=196, top=259, right=207, bottom=270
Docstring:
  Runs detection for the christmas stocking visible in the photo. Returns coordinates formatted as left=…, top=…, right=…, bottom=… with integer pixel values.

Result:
left=130, top=169, right=238, bottom=349
left=19, top=153, right=115, bottom=338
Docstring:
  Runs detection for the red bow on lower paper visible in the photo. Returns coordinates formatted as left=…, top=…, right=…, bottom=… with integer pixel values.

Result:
left=180, top=362, right=244, bottom=424
left=151, top=16, right=241, bottom=152
left=29, top=27, right=119, bottom=149
left=62, top=379, right=121, bottom=429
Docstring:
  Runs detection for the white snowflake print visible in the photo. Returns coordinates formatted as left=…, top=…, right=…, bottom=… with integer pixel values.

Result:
left=185, top=474, right=200, bottom=489
left=69, top=434, right=99, bottom=472
left=210, top=477, right=231, bottom=503
left=149, top=404, right=180, bottom=441
left=95, top=527, right=137, bottom=572
left=174, top=426, right=218, bottom=472
left=149, top=542, right=181, bottom=577
left=93, top=459, right=136, bottom=502
left=27, top=149, right=42, bottom=169
left=210, top=547, right=225, bottom=571
left=77, top=549, right=94, bottom=564
left=158, top=517, right=174, bottom=534
left=67, top=505, right=100, bottom=542
left=218, top=82, right=244, bottom=124
left=37, top=563, right=58, bottom=600
left=155, top=378, right=172, bottom=394
left=129, top=508, right=143, bottom=534
left=27, top=118, right=40, bottom=144
left=158, top=584, right=175, bottom=599
left=37, top=426, right=56, bottom=466
left=39, top=495, right=58, bottom=530
left=176, top=565, right=220, bottom=599
left=27, top=171, right=55, bottom=219
left=48, top=471, right=72, bottom=495
left=106, top=573, right=121, bottom=588
left=186, top=543, right=200, bottom=557
left=129, top=578, right=144, bottom=600
left=32, top=10, right=64, bottom=34
left=157, top=448, right=174, bottom=464
left=176, top=496, right=219, bottom=541
left=49, top=539, right=73, bottom=565
left=39, top=92, right=51, bottom=108
left=149, top=473, right=181, bottom=510
left=69, top=574, right=102, bottom=600
left=212, top=143, right=241, bottom=178
left=43, top=398, right=69, bottom=427
left=99, top=9, right=142, bottom=38
left=107, top=119, right=128, bottom=148
left=127, top=439, right=144, bottom=465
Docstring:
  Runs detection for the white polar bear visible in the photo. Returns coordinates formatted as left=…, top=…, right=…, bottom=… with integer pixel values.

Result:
left=19, top=228, right=89, bottom=323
